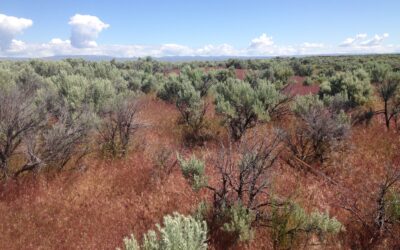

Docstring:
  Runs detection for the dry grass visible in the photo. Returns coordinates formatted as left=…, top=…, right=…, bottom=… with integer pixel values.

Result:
left=1, top=95, right=400, bottom=249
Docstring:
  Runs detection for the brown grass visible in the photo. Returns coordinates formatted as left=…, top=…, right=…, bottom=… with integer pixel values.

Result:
left=1, top=95, right=400, bottom=249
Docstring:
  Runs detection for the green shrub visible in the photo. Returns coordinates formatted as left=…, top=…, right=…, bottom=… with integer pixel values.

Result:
left=270, top=201, right=343, bottom=249
left=212, top=69, right=236, bottom=83
left=215, top=78, right=285, bottom=141
left=175, top=80, right=208, bottom=143
left=290, top=60, right=313, bottom=77
left=98, top=94, right=142, bottom=157
left=119, top=213, right=208, bottom=250
left=303, top=77, right=313, bottom=86
left=193, top=201, right=210, bottom=221
left=178, top=133, right=283, bottom=245
left=386, top=192, right=400, bottom=222
left=140, top=73, right=159, bottom=94
left=158, top=66, right=214, bottom=102
left=376, top=71, right=400, bottom=129
left=291, top=94, right=324, bottom=116
left=177, top=154, right=207, bottom=191
left=369, top=63, right=391, bottom=83
left=222, top=204, right=255, bottom=242
left=121, top=234, right=140, bottom=250
left=158, top=73, right=209, bottom=144
left=87, top=78, right=116, bottom=112
left=287, top=95, right=350, bottom=164
left=319, top=69, right=372, bottom=107
left=180, top=66, right=215, bottom=97
left=157, top=75, right=181, bottom=103
left=51, top=72, right=90, bottom=111
left=262, top=63, right=294, bottom=84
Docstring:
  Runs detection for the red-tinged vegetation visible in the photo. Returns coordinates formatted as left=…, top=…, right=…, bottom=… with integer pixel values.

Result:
left=283, top=76, right=320, bottom=96
left=0, top=96, right=200, bottom=250
left=0, top=96, right=400, bottom=249
left=234, top=69, right=246, bottom=80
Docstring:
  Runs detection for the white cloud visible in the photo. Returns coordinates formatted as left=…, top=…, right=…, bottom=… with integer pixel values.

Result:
left=249, top=33, right=274, bottom=51
left=340, top=38, right=355, bottom=47
left=356, top=33, right=368, bottom=39
left=360, top=33, right=389, bottom=46
left=339, top=33, right=368, bottom=47
left=49, top=38, right=70, bottom=45
left=0, top=31, right=398, bottom=58
left=68, top=14, right=109, bottom=48
left=196, top=44, right=237, bottom=56
left=302, top=42, right=324, bottom=48
left=0, top=13, right=33, bottom=50
left=246, top=34, right=328, bottom=56
left=340, top=33, right=389, bottom=48
left=158, top=44, right=193, bottom=56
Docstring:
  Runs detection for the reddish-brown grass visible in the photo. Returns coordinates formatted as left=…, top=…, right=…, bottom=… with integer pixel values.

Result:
left=1, top=94, right=399, bottom=249
left=283, top=76, right=320, bottom=96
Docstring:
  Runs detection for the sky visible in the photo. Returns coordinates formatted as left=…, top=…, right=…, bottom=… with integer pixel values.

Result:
left=0, top=0, right=399, bottom=58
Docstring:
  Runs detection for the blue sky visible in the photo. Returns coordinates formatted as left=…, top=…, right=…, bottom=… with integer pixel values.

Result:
left=0, top=0, right=399, bottom=57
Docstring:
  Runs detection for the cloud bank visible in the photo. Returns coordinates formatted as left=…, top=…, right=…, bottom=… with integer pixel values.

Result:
left=0, top=13, right=399, bottom=58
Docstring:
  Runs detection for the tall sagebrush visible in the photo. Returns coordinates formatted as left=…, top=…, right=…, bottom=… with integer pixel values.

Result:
left=214, top=78, right=286, bottom=141
left=158, top=73, right=209, bottom=144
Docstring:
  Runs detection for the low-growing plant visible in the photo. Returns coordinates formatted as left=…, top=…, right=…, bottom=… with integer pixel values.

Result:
left=303, top=77, right=313, bottom=86
left=386, top=191, right=400, bottom=222
left=222, top=203, right=255, bottom=243
left=121, top=234, right=140, bottom=250
left=270, top=201, right=343, bottom=249
left=119, top=213, right=208, bottom=250
left=177, top=154, right=207, bottom=191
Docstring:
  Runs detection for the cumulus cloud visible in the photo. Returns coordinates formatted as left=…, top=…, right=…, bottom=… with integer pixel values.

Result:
left=249, top=33, right=274, bottom=52
left=0, top=13, right=33, bottom=50
left=68, top=14, right=109, bottom=48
